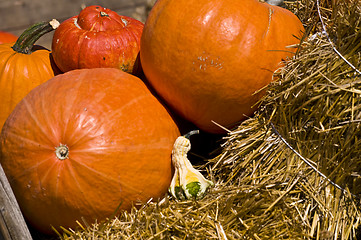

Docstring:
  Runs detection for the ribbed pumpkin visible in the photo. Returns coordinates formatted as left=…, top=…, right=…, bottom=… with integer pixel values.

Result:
left=0, top=68, right=180, bottom=234
left=0, top=31, right=17, bottom=44
left=140, top=0, right=305, bottom=133
left=52, top=5, right=144, bottom=74
left=0, top=20, right=60, bottom=130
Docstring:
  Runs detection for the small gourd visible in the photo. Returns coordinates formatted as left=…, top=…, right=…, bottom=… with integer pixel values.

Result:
left=169, top=130, right=213, bottom=200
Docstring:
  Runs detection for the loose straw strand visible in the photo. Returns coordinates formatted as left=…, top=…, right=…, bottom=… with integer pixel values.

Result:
left=316, top=0, right=361, bottom=75
left=270, top=123, right=357, bottom=198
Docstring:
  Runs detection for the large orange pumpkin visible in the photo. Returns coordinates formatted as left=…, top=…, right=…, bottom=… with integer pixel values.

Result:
left=52, top=5, right=144, bottom=74
left=0, top=31, right=17, bottom=44
left=140, top=0, right=305, bottom=133
left=0, top=68, right=180, bottom=234
left=0, top=20, right=60, bottom=130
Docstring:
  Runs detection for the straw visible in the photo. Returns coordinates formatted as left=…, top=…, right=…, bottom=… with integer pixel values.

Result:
left=59, top=0, right=361, bottom=239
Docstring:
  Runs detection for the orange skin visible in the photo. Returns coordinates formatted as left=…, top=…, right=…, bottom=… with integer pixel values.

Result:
left=0, top=68, right=180, bottom=234
left=52, top=5, right=144, bottom=74
left=0, top=43, right=58, bottom=130
left=140, top=0, right=305, bottom=133
left=0, top=31, right=17, bottom=44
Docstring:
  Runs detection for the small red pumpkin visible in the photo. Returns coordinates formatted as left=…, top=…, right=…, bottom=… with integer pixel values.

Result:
left=0, top=68, right=180, bottom=234
left=52, top=5, right=144, bottom=74
left=0, top=20, right=60, bottom=130
left=140, top=0, right=305, bottom=133
left=0, top=31, right=17, bottom=44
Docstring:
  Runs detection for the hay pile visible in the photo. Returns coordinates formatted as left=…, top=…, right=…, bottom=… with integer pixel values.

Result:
left=59, top=0, right=361, bottom=239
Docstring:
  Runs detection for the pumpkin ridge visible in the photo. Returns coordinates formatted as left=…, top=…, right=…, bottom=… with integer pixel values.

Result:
left=70, top=145, right=115, bottom=153
left=37, top=80, right=61, bottom=141
left=88, top=19, right=99, bottom=32
left=63, top=114, right=106, bottom=149
left=35, top=52, right=58, bottom=76
left=39, top=158, right=59, bottom=184
left=53, top=164, right=62, bottom=201
left=61, top=23, right=86, bottom=69
left=22, top=98, right=56, bottom=145
left=4, top=154, right=53, bottom=183
left=77, top=31, right=92, bottom=68
left=106, top=94, right=148, bottom=119
left=22, top=53, right=55, bottom=86
left=60, top=71, right=94, bottom=141
left=65, top=161, right=106, bottom=217
left=69, top=157, right=121, bottom=184
left=0, top=54, right=17, bottom=114
left=0, top=50, right=17, bottom=84
left=88, top=13, right=109, bottom=32
left=0, top=47, right=17, bottom=68
left=123, top=26, right=142, bottom=46
left=3, top=130, right=53, bottom=152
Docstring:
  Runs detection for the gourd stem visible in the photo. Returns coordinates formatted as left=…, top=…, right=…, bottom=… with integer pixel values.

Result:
left=12, top=19, right=60, bottom=54
left=184, top=130, right=199, bottom=139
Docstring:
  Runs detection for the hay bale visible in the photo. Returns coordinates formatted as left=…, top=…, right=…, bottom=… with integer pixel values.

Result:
left=59, top=0, right=361, bottom=239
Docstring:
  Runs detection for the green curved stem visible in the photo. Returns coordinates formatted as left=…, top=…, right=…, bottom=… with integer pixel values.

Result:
left=12, top=19, right=59, bottom=54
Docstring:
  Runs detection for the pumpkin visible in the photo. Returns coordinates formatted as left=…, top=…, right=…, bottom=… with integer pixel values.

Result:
left=0, top=68, right=180, bottom=234
left=0, top=20, right=60, bottom=130
left=0, top=31, right=17, bottom=44
left=140, top=0, right=305, bottom=133
left=52, top=5, right=144, bottom=75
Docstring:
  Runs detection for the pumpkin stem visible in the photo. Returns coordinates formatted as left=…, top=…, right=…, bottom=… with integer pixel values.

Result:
left=100, top=11, right=109, bottom=17
left=55, top=144, right=69, bottom=160
left=12, top=19, right=60, bottom=54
